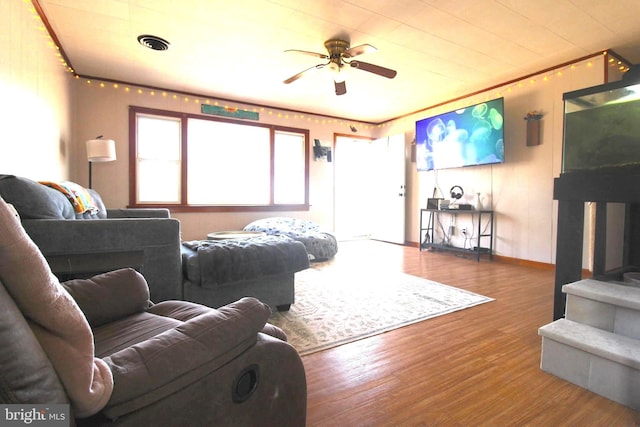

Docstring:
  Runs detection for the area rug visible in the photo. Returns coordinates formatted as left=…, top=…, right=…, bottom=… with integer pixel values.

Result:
left=269, top=268, right=494, bottom=356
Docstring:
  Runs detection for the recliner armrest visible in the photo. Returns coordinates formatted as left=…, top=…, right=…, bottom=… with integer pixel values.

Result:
left=102, top=297, right=271, bottom=419
left=149, top=300, right=289, bottom=341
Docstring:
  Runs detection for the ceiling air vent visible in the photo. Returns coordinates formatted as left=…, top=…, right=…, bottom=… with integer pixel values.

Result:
left=137, top=34, right=170, bottom=51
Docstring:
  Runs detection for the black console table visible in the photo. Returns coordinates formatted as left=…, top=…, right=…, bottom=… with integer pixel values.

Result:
left=419, top=208, right=494, bottom=262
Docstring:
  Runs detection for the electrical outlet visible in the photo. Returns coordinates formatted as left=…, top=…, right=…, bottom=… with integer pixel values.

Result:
left=461, top=228, right=467, bottom=236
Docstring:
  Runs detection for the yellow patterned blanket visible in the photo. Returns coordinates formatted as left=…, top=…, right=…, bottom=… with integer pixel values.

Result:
left=40, top=181, right=98, bottom=215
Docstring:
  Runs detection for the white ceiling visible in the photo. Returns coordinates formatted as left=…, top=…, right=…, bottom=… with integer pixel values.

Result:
left=38, top=0, right=640, bottom=123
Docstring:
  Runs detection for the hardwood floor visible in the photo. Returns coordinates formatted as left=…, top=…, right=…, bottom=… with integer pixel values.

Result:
left=301, top=239, right=640, bottom=426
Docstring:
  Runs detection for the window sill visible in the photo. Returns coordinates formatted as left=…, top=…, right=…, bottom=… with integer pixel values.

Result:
left=127, top=204, right=310, bottom=213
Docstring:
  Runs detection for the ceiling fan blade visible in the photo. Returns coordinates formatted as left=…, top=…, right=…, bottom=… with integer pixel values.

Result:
left=283, top=63, right=327, bottom=84
left=285, top=49, right=329, bottom=59
left=344, top=43, right=377, bottom=58
left=334, top=80, right=347, bottom=96
left=350, top=60, right=397, bottom=79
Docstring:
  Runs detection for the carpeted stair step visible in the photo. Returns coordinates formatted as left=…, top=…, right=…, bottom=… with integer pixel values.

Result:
left=563, top=279, right=640, bottom=340
left=539, top=318, right=640, bottom=410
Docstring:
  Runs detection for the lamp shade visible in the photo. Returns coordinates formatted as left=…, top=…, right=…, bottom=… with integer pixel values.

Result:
left=86, top=139, right=116, bottom=162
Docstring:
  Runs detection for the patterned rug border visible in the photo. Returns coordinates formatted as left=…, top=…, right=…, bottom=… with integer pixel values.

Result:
left=269, top=270, right=494, bottom=356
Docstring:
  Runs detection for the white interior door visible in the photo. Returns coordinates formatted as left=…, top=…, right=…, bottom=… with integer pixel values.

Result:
left=334, top=134, right=406, bottom=244
left=334, top=136, right=375, bottom=240
left=370, top=134, right=406, bottom=244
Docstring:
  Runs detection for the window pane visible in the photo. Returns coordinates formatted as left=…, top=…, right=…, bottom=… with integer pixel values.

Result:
left=136, top=114, right=181, bottom=203
left=138, top=160, right=181, bottom=203
left=274, top=131, right=305, bottom=204
left=187, top=118, right=270, bottom=205
left=137, top=115, right=181, bottom=160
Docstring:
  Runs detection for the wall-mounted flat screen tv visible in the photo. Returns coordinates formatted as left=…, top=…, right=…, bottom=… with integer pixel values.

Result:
left=416, top=97, right=505, bottom=171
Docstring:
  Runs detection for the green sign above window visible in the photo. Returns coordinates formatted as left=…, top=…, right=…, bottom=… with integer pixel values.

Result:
left=201, top=104, right=259, bottom=120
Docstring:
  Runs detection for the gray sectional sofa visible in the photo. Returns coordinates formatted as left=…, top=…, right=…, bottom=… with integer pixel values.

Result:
left=0, top=175, right=182, bottom=302
left=0, top=175, right=309, bottom=312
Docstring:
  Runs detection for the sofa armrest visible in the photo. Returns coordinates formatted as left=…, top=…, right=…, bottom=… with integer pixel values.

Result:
left=21, top=218, right=182, bottom=302
left=102, top=297, right=271, bottom=418
left=107, top=208, right=170, bottom=219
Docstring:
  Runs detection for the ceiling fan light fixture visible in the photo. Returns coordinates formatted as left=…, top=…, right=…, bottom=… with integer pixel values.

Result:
left=283, top=38, right=396, bottom=93
left=328, top=62, right=348, bottom=83
left=137, top=34, right=170, bottom=51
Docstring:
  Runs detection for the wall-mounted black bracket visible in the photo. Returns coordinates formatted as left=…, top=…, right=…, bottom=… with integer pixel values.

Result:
left=313, top=139, right=332, bottom=162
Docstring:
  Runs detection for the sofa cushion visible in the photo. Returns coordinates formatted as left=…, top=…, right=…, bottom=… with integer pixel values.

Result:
left=0, top=175, right=75, bottom=219
left=93, top=311, right=182, bottom=358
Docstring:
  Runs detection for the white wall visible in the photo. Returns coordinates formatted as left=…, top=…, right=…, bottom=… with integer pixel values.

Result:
left=0, top=0, right=73, bottom=180
left=71, top=80, right=374, bottom=240
left=377, top=57, right=614, bottom=264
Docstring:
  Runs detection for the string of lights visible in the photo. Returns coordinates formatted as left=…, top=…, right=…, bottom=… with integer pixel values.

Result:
left=78, top=77, right=376, bottom=130
left=392, top=50, right=631, bottom=128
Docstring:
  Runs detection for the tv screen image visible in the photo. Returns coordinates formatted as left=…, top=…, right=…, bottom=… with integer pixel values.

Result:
left=416, top=98, right=505, bottom=171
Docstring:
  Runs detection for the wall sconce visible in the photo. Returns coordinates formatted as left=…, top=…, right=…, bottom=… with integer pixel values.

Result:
left=313, top=139, right=332, bottom=162
left=86, top=136, right=116, bottom=188
left=524, top=111, right=543, bottom=147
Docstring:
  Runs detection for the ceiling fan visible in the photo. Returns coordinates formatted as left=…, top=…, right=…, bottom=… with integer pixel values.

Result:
left=283, top=39, right=397, bottom=95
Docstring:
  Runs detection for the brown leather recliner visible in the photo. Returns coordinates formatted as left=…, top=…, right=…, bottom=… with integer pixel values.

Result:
left=0, top=196, right=306, bottom=426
